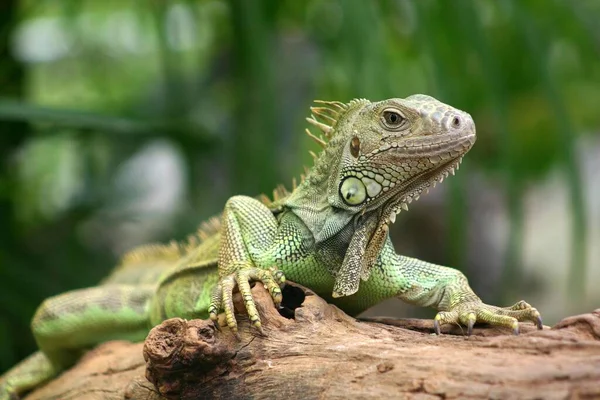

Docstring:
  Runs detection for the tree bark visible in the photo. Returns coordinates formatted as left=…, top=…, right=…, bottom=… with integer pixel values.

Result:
left=26, top=283, right=600, bottom=400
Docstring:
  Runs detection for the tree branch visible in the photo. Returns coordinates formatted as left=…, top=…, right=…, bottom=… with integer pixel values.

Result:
left=26, top=283, right=600, bottom=400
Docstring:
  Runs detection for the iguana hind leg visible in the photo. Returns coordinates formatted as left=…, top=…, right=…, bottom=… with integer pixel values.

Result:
left=0, top=284, right=154, bottom=399
left=208, top=196, right=285, bottom=333
left=0, top=352, right=55, bottom=400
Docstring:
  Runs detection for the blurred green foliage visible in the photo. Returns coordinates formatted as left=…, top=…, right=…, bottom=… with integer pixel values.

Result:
left=0, top=0, right=599, bottom=373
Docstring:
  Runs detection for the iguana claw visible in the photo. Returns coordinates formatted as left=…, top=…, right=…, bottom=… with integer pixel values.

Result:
left=513, top=323, right=520, bottom=336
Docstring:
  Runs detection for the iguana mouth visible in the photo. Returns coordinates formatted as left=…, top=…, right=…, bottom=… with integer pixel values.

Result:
left=367, top=131, right=475, bottom=225
left=382, top=153, right=468, bottom=225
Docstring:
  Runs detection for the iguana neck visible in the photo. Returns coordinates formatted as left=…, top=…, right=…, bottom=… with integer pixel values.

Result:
left=284, top=140, right=354, bottom=243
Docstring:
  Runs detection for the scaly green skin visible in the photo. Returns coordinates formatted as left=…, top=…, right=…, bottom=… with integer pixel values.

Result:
left=0, top=95, right=542, bottom=399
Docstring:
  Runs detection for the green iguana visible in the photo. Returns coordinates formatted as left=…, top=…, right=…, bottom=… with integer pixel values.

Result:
left=0, top=95, right=542, bottom=399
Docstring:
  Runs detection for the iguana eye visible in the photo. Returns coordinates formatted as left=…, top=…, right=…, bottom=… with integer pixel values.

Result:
left=339, top=177, right=366, bottom=206
left=381, top=109, right=406, bottom=130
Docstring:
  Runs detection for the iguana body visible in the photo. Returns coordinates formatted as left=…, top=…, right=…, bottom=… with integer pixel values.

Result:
left=0, top=96, right=542, bottom=399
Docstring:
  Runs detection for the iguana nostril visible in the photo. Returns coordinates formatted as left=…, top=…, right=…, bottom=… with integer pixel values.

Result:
left=452, top=116, right=461, bottom=128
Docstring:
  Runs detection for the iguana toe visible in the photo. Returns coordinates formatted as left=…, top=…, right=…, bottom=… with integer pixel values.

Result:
left=464, top=312, right=476, bottom=336
left=248, top=267, right=285, bottom=307
left=501, top=301, right=543, bottom=329
left=220, top=277, right=238, bottom=333
left=433, top=311, right=458, bottom=335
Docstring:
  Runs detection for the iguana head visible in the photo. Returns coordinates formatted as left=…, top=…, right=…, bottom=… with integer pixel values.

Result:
left=284, top=95, right=476, bottom=296
left=325, top=95, right=475, bottom=223
left=287, top=95, right=476, bottom=244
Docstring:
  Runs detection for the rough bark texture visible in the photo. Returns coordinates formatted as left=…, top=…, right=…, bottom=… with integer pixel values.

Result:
left=26, top=283, right=600, bottom=400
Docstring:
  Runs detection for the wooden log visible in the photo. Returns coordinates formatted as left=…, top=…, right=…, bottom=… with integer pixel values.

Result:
left=26, top=282, right=600, bottom=400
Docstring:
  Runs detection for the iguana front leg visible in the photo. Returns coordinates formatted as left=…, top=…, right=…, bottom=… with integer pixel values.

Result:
left=209, top=196, right=286, bottom=333
left=331, top=238, right=542, bottom=335
left=379, top=242, right=543, bottom=335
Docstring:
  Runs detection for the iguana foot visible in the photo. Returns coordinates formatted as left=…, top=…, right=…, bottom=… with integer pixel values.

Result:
left=433, top=300, right=542, bottom=336
left=208, top=265, right=285, bottom=335
left=0, top=382, right=15, bottom=400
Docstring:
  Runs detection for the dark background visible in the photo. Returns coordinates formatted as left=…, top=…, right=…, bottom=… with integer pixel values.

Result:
left=1, top=0, right=599, bottom=374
